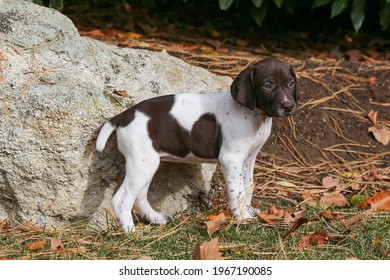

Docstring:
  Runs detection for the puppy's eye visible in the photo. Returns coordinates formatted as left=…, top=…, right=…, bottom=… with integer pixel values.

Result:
left=288, top=80, right=295, bottom=88
left=262, top=82, right=274, bottom=90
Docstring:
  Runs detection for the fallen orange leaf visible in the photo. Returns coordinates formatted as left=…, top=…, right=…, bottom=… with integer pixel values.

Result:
left=192, top=237, right=226, bottom=260
left=205, top=212, right=229, bottom=236
left=298, top=232, right=330, bottom=250
left=27, top=240, right=46, bottom=251
left=368, top=77, right=376, bottom=86
left=358, top=190, right=390, bottom=211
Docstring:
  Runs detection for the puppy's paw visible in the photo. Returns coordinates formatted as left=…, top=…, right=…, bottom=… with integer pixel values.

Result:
left=152, top=211, right=171, bottom=225
left=119, top=221, right=136, bottom=233
left=234, top=207, right=260, bottom=221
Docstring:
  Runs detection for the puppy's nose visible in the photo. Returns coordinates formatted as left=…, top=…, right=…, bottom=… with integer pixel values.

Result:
left=281, top=100, right=295, bottom=112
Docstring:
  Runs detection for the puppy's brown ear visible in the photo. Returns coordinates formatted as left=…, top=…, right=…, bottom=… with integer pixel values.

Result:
left=290, top=65, right=300, bottom=104
left=230, top=66, right=256, bottom=110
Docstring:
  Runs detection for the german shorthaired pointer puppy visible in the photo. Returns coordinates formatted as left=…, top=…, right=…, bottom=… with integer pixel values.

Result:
left=96, top=58, right=300, bottom=232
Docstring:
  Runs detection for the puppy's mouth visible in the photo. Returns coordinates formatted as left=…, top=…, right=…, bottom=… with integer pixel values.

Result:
left=268, top=106, right=297, bottom=118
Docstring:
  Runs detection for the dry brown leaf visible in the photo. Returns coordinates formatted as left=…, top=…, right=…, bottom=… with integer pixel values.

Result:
left=117, top=32, right=143, bottom=39
left=298, top=232, right=330, bottom=250
left=319, top=210, right=335, bottom=220
left=205, top=212, right=229, bottom=236
left=68, top=246, right=87, bottom=254
left=351, top=182, right=361, bottom=191
left=256, top=205, right=287, bottom=224
left=301, top=192, right=317, bottom=207
left=342, top=213, right=364, bottom=227
left=207, top=210, right=232, bottom=221
left=358, top=190, right=390, bottom=211
left=15, top=221, right=43, bottom=232
left=319, top=192, right=349, bottom=207
left=368, top=127, right=390, bottom=145
left=51, top=237, right=66, bottom=253
left=367, top=110, right=378, bottom=125
left=192, top=238, right=226, bottom=260
left=27, top=240, right=46, bottom=251
left=82, top=29, right=105, bottom=37
left=283, top=217, right=318, bottom=239
left=1, top=219, right=10, bottom=232
left=322, top=176, right=340, bottom=188
left=235, top=39, right=248, bottom=47
left=113, top=89, right=128, bottom=97
left=368, top=77, right=376, bottom=86
left=366, top=166, right=380, bottom=181
left=283, top=209, right=305, bottom=223
left=346, top=50, right=363, bottom=62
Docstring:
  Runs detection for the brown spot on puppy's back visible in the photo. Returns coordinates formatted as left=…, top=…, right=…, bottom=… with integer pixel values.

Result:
left=110, top=95, right=175, bottom=128
left=188, top=113, right=222, bottom=159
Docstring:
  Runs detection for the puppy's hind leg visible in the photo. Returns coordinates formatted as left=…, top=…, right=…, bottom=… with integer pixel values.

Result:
left=112, top=152, right=160, bottom=232
left=112, top=174, right=137, bottom=232
left=133, top=155, right=171, bottom=225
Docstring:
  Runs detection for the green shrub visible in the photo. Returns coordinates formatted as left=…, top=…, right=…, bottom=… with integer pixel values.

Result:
left=28, top=0, right=64, bottom=11
left=218, top=0, right=390, bottom=32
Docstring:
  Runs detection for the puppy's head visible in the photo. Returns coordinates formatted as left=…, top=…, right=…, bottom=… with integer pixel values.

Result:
left=230, top=58, right=300, bottom=117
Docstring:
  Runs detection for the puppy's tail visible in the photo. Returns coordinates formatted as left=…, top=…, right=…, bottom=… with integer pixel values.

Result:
left=96, top=121, right=116, bottom=152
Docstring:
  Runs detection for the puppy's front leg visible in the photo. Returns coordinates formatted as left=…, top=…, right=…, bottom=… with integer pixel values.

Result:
left=219, top=153, right=252, bottom=220
left=242, top=150, right=260, bottom=213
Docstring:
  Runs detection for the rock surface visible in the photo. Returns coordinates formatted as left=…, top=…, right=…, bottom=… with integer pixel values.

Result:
left=0, top=0, right=231, bottom=227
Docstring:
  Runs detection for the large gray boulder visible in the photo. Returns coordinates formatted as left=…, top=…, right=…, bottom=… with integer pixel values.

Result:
left=0, top=0, right=231, bottom=227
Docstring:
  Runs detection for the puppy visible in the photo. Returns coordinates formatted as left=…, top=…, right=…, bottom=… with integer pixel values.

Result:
left=96, top=58, right=299, bottom=232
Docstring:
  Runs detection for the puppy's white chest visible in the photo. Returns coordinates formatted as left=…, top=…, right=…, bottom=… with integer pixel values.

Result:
left=252, top=117, right=272, bottom=150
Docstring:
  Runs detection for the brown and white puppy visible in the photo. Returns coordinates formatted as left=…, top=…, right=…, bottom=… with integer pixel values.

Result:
left=96, top=58, right=299, bottom=232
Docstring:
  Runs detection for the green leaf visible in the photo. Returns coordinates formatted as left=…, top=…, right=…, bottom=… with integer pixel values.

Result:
left=49, top=0, right=63, bottom=11
left=273, top=0, right=284, bottom=8
left=312, top=0, right=332, bottom=9
left=32, top=0, right=43, bottom=4
left=351, top=0, right=365, bottom=33
left=252, top=0, right=264, bottom=8
left=350, top=194, right=369, bottom=207
left=331, top=0, right=349, bottom=18
left=380, top=3, right=390, bottom=30
left=283, top=0, right=296, bottom=14
left=250, top=3, right=268, bottom=26
left=219, top=0, right=234, bottom=10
